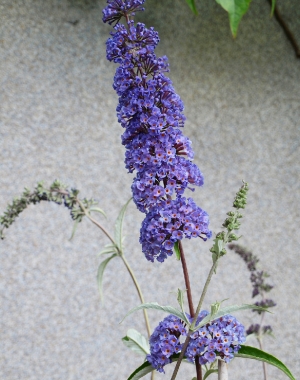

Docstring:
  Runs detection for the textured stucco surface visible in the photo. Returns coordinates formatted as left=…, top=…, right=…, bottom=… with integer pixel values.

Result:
left=0, top=0, right=299, bottom=379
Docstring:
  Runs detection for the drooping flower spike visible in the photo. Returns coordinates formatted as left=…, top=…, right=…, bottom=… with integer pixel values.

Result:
left=103, top=0, right=211, bottom=261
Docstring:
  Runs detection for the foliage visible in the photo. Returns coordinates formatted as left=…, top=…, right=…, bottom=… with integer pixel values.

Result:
left=185, top=0, right=276, bottom=37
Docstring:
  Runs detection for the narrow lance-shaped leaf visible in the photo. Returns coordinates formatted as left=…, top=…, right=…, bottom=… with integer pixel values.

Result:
left=122, top=329, right=150, bottom=356
left=203, top=369, right=218, bottom=380
left=195, top=304, right=269, bottom=330
left=215, top=0, right=252, bottom=37
left=120, top=302, right=190, bottom=325
left=174, top=241, right=181, bottom=260
left=177, top=288, right=185, bottom=314
left=127, top=360, right=153, bottom=380
left=128, top=353, right=183, bottom=380
left=97, top=253, right=117, bottom=301
left=89, top=207, right=106, bottom=217
left=114, top=198, right=132, bottom=252
left=98, top=244, right=119, bottom=256
left=271, top=0, right=276, bottom=16
left=235, top=345, right=295, bottom=380
left=185, top=0, right=198, bottom=15
left=69, top=218, right=80, bottom=241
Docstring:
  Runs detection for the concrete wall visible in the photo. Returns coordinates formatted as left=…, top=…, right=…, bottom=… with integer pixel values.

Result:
left=0, top=0, right=299, bottom=379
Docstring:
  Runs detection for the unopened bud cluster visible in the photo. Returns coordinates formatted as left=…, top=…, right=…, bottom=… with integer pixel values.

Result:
left=0, top=180, right=100, bottom=239
left=210, top=182, right=249, bottom=262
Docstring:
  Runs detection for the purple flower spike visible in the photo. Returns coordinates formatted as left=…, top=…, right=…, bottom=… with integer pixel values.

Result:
left=103, top=0, right=211, bottom=261
left=103, top=0, right=145, bottom=25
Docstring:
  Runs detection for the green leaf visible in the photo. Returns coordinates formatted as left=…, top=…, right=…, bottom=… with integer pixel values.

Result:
left=215, top=0, right=252, bottom=37
left=114, top=198, right=132, bottom=252
left=120, top=302, right=190, bottom=325
left=127, top=353, right=194, bottom=379
left=185, top=0, right=198, bottom=15
left=235, top=345, right=295, bottom=380
left=271, top=0, right=276, bottom=16
left=203, top=369, right=218, bottom=380
left=89, top=207, right=106, bottom=217
left=98, top=244, right=119, bottom=256
left=122, top=328, right=150, bottom=356
left=195, top=304, right=269, bottom=330
left=128, top=353, right=183, bottom=380
left=127, top=360, right=153, bottom=380
left=174, top=241, right=181, bottom=260
left=69, top=218, right=80, bottom=241
left=210, top=298, right=229, bottom=318
left=97, top=253, right=118, bottom=301
left=177, top=288, right=185, bottom=314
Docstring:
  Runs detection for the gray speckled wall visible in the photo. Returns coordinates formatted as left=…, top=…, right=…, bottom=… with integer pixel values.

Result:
left=0, top=0, right=299, bottom=379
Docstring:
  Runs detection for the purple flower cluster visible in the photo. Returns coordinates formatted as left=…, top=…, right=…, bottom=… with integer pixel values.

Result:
left=140, top=197, right=211, bottom=262
left=103, top=0, right=211, bottom=261
left=186, top=312, right=245, bottom=365
left=146, top=315, right=186, bottom=373
left=147, top=312, right=245, bottom=373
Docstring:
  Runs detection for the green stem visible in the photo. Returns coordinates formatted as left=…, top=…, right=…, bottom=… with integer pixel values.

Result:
left=257, top=337, right=268, bottom=380
left=120, top=254, right=152, bottom=338
left=77, top=199, right=116, bottom=246
left=192, top=260, right=218, bottom=329
left=257, top=308, right=268, bottom=380
left=79, top=198, right=155, bottom=379
left=78, top=199, right=152, bottom=339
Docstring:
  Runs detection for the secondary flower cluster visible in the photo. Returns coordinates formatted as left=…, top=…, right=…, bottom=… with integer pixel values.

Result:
left=146, top=314, right=186, bottom=372
left=103, top=0, right=211, bottom=261
left=147, top=312, right=246, bottom=373
left=140, top=197, right=211, bottom=262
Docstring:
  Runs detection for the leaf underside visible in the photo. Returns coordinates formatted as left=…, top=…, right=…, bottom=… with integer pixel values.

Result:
left=122, top=328, right=150, bottom=356
left=195, top=303, right=269, bottom=330
left=97, top=253, right=117, bottom=301
left=120, top=302, right=189, bottom=325
left=114, top=198, right=132, bottom=251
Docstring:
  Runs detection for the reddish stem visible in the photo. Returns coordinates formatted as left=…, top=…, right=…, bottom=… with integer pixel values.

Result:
left=178, top=241, right=202, bottom=380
